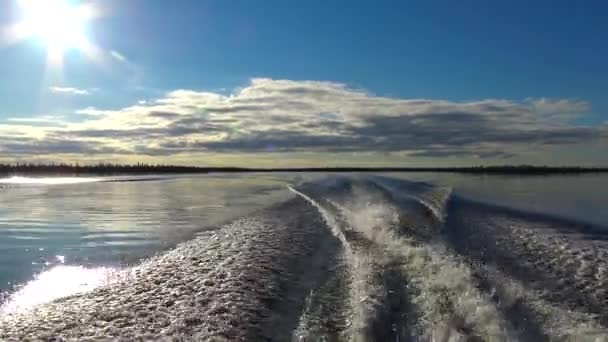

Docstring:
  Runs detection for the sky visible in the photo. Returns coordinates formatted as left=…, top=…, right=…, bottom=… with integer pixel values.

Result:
left=0, top=0, right=607, bottom=167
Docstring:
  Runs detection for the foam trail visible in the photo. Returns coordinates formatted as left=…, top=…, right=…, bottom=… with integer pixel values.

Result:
left=481, top=265, right=608, bottom=339
left=371, top=176, right=453, bottom=223
left=291, top=183, right=515, bottom=340
left=321, top=181, right=515, bottom=340
left=287, top=185, right=348, bottom=246
left=342, top=200, right=508, bottom=338
left=288, top=185, right=385, bottom=340
left=445, top=195, right=608, bottom=338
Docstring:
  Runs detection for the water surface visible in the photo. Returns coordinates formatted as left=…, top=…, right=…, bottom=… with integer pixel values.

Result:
left=1, top=173, right=607, bottom=340
left=0, top=174, right=300, bottom=291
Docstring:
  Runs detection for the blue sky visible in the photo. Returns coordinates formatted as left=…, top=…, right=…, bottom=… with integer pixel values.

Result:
left=0, top=0, right=607, bottom=166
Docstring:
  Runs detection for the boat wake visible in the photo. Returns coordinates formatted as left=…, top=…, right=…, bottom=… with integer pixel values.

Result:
left=1, top=175, right=607, bottom=341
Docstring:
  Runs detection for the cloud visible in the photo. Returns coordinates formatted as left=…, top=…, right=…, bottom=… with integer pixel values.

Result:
left=49, top=86, right=91, bottom=96
left=1, top=78, right=607, bottom=163
left=5, top=116, right=67, bottom=127
left=526, top=98, right=589, bottom=122
left=0, top=137, right=124, bottom=155
left=110, top=50, right=127, bottom=63
left=75, top=107, right=114, bottom=116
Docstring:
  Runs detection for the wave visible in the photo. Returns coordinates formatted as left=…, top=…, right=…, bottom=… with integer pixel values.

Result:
left=1, top=175, right=607, bottom=341
left=292, top=178, right=511, bottom=340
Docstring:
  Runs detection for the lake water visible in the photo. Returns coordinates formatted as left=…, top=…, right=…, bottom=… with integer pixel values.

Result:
left=0, top=174, right=302, bottom=291
left=389, top=172, right=608, bottom=228
left=1, top=173, right=607, bottom=340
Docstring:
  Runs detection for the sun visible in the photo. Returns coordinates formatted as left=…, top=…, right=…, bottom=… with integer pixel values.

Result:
left=15, top=0, right=96, bottom=58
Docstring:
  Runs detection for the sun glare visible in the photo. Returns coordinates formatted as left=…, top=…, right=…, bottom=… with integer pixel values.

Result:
left=14, top=0, right=96, bottom=63
left=0, top=176, right=102, bottom=184
left=0, top=265, right=121, bottom=315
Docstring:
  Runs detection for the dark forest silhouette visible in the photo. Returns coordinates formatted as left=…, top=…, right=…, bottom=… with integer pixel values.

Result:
left=1, top=162, right=607, bottom=176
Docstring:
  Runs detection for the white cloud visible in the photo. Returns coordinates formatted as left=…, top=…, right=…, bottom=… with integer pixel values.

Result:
left=2, top=78, right=606, bottom=162
left=75, top=107, right=114, bottom=116
left=110, top=50, right=127, bottom=63
left=49, top=86, right=91, bottom=96
left=7, top=116, right=62, bottom=123
left=526, top=97, right=589, bottom=122
left=5, top=116, right=67, bottom=127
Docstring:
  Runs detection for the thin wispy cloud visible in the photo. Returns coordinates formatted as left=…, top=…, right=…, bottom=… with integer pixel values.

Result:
left=110, top=50, right=127, bottom=63
left=49, top=86, right=91, bottom=96
left=7, top=116, right=60, bottom=123
left=526, top=98, right=590, bottom=122
left=75, top=107, right=113, bottom=116
left=5, top=116, right=67, bottom=127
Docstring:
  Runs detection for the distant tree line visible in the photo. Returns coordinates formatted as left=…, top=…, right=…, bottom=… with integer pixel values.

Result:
left=426, top=165, right=608, bottom=174
left=0, top=163, right=607, bottom=176
left=244, top=165, right=608, bottom=174
left=0, top=162, right=222, bottom=176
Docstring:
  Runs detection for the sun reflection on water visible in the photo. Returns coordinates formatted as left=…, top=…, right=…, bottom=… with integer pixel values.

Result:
left=0, top=176, right=102, bottom=185
left=0, top=265, right=120, bottom=315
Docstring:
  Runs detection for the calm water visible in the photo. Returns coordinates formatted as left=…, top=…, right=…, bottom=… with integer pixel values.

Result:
left=1, top=173, right=608, bottom=339
left=0, top=174, right=303, bottom=292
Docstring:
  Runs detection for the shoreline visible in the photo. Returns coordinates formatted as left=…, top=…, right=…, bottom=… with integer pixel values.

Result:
left=2, top=165, right=608, bottom=177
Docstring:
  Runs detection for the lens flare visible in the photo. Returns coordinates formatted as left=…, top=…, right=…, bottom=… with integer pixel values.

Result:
left=4, top=0, right=99, bottom=68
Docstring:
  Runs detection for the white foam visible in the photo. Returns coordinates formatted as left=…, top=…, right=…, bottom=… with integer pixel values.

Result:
left=482, top=265, right=608, bottom=339
left=296, top=183, right=514, bottom=340
left=288, top=185, right=379, bottom=339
